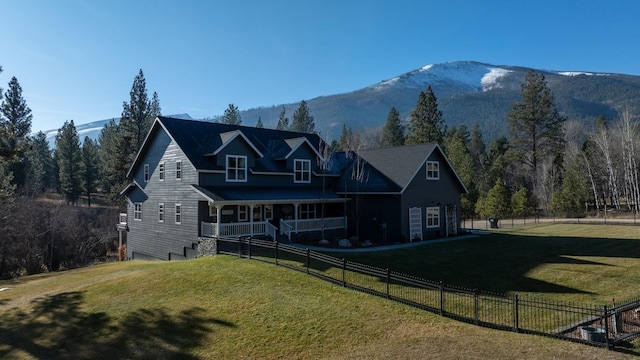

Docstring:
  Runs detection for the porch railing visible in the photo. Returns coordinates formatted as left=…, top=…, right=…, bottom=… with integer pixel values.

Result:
left=201, top=221, right=273, bottom=238
left=281, top=217, right=347, bottom=233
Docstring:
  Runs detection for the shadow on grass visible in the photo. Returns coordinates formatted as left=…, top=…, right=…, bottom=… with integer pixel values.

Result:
left=331, top=233, right=640, bottom=295
left=0, top=291, right=234, bottom=359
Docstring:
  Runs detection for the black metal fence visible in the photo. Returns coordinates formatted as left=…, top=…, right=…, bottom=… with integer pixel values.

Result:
left=213, top=237, right=640, bottom=349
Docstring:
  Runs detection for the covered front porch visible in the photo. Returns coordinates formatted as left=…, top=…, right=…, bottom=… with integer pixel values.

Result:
left=192, top=185, right=348, bottom=241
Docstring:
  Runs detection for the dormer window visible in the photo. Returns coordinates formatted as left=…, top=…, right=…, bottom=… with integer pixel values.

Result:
left=294, top=159, right=311, bottom=183
left=176, top=160, right=182, bottom=180
left=226, top=155, right=247, bottom=182
left=144, top=164, right=150, bottom=182
left=426, top=161, right=439, bottom=180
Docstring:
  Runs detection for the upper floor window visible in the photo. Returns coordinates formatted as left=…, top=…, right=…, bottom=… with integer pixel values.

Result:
left=294, top=159, right=311, bottom=183
left=175, top=204, right=182, bottom=224
left=158, top=203, right=164, bottom=223
left=426, top=207, right=440, bottom=228
left=144, top=164, right=150, bottom=182
left=426, top=161, right=439, bottom=180
left=226, top=155, right=247, bottom=182
left=176, top=160, right=182, bottom=180
left=134, top=203, right=142, bottom=221
left=159, top=162, right=165, bottom=181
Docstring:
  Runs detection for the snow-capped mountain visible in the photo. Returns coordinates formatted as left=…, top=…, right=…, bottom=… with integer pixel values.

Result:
left=43, top=113, right=193, bottom=147
left=49, top=61, right=640, bottom=145
left=241, top=60, right=637, bottom=140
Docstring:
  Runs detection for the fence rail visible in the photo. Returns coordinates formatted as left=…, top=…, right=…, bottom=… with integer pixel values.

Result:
left=213, top=236, right=640, bottom=349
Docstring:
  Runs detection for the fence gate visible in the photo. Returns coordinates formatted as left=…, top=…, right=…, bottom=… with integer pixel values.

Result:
left=409, top=207, right=423, bottom=241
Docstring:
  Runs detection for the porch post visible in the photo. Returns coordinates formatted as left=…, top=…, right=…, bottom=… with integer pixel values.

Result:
left=294, top=203, right=299, bottom=232
left=215, top=205, right=222, bottom=237
left=249, top=204, right=255, bottom=238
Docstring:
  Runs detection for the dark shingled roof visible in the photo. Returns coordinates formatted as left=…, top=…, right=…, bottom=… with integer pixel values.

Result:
left=334, top=143, right=467, bottom=194
left=129, top=116, right=325, bottom=176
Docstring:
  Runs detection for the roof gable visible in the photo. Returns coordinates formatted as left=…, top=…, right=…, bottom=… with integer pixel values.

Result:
left=282, top=137, right=323, bottom=160
left=207, top=130, right=264, bottom=158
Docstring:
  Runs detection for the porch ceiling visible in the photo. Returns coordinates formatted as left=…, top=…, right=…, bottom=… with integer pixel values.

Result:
left=191, top=185, right=348, bottom=205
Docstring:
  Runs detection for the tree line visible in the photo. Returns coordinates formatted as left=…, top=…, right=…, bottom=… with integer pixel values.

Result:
left=0, top=68, right=159, bottom=278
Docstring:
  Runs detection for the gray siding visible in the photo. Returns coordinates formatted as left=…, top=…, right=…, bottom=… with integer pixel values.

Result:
left=127, top=129, right=200, bottom=260
left=400, top=150, right=463, bottom=240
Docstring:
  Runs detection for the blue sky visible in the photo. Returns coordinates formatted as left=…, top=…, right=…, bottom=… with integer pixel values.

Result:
left=3, top=0, right=640, bottom=133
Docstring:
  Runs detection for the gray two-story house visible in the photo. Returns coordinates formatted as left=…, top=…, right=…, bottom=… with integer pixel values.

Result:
left=120, top=116, right=466, bottom=260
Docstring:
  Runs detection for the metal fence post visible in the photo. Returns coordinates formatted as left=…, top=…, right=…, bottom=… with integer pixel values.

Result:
left=306, top=248, right=310, bottom=274
left=342, top=258, right=346, bottom=287
left=512, top=294, right=519, bottom=333
left=439, top=281, right=445, bottom=316
left=474, top=289, right=479, bottom=325
left=248, top=237, right=252, bottom=259
left=238, top=237, right=242, bottom=258
left=275, top=241, right=279, bottom=265
left=604, top=305, right=610, bottom=349
left=386, top=268, right=391, bottom=299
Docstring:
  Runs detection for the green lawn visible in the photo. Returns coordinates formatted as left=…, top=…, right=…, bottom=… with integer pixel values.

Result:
left=1, top=254, right=638, bottom=359
left=337, top=224, right=640, bottom=305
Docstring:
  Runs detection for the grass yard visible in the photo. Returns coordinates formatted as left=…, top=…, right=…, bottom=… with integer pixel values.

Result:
left=1, top=255, right=638, bottom=359
left=337, top=224, right=640, bottom=305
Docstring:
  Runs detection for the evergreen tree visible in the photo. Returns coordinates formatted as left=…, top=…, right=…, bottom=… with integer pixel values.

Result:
left=23, top=132, right=54, bottom=194
left=382, top=107, right=404, bottom=146
left=56, top=121, right=84, bottom=205
left=221, top=103, right=242, bottom=125
left=255, top=117, right=264, bottom=128
left=508, top=70, right=566, bottom=206
left=82, top=137, right=100, bottom=207
left=511, top=187, right=531, bottom=218
left=549, top=160, right=588, bottom=215
left=98, top=119, right=126, bottom=203
left=443, top=127, right=477, bottom=217
left=275, top=106, right=289, bottom=130
left=120, top=69, right=158, bottom=166
left=290, top=100, right=315, bottom=133
left=476, top=178, right=511, bottom=218
left=0, top=77, right=32, bottom=188
left=406, top=86, right=445, bottom=145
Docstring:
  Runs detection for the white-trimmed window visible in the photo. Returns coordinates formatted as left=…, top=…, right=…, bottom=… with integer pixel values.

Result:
left=264, top=204, right=273, bottom=220
left=299, top=203, right=316, bottom=219
left=426, top=161, right=439, bottom=180
left=175, top=204, right=182, bottom=224
left=159, top=162, right=165, bottom=181
left=226, top=155, right=247, bottom=182
left=238, top=205, right=248, bottom=222
left=158, top=203, right=164, bottom=222
left=134, top=203, right=142, bottom=221
left=294, top=159, right=311, bottom=183
left=176, top=160, right=182, bottom=180
left=144, top=164, right=150, bottom=182
left=426, top=207, right=440, bottom=228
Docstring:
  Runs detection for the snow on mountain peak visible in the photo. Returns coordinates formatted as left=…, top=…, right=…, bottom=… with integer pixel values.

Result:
left=372, top=61, right=512, bottom=93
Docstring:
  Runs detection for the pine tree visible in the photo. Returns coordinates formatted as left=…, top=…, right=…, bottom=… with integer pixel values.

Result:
left=120, top=69, right=158, bottom=166
left=82, top=137, right=100, bottom=207
left=98, top=119, right=126, bottom=203
left=511, top=187, right=531, bottom=218
left=56, top=121, right=84, bottom=205
left=406, top=86, right=445, bottom=145
left=23, top=132, right=54, bottom=194
left=382, top=107, right=404, bottom=146
left=443, top=127, right=477, bottom=217
left=290, top=100, right=315, bottom=133
left=221, top=103, right=242, bottom=125
left=275, top=106, right=289, bottom=130
left=0, top=77, right=32, bottom=188
left=476, top=178, right=511, bottom=218
left=255, top=117, right=264, bottom=128
left=508, top=70, right=566, bottom=206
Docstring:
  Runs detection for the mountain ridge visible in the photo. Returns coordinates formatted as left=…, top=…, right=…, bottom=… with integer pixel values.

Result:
left=44, top=61, right=640, bottom=144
